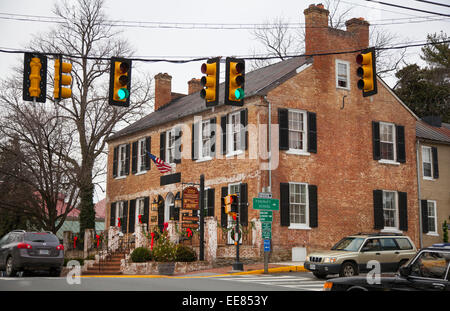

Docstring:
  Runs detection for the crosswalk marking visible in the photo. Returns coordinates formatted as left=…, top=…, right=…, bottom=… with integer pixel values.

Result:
left=214, top=274, right=325, bottom=291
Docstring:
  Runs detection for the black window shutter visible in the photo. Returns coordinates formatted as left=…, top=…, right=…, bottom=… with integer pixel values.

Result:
left=122, top=201, right=128, bottom=233
left=143, top=197, right=149, bottom=225
left=240, top=183, right=248, bottom=226
left=110, top=202, right=116, bottom=227
left=278, top=109, right=289, bottom=150
left=125, top=144, right=130, bottom=175
left=307, top=112, right=317, bottom=153
left=308, top=184, right=318, bottom=228
left=210, top=117, right=216, bottom=157
left=421, top=200, right=429, bottom=233
left=372, top=122, right=381, bottom=160
left=174, top=126, right=182, bottom=164
left=398, top=192, right=408, bottom=231
left=207, top=188, right=215, bottom=217
left=432, top=147, right=439, bottom=178
left=221, top=115, right=227, bottom=155
left=221, top=187, right=228, bottom=227
left=112, top=147, right=118, bottom=178
left=129, top=199, right=136, bottom=233
left=396, top=125, right=406, bottom=163
left=160, top=132, right=166, bottom=162
left=373, top=190, right=384, bottom=229
left=240, top=109, right=248, bottom=151
left=192, top=122, right=199, bottom=161
left=280, top=183, right=290, bottom=226
left=145, top=137, right=151, bottom=170
left=131, top=141, right=138, bottom=174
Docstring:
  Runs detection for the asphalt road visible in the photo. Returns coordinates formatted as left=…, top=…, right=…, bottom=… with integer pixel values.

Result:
left=0, top=271, right=324, bottom=291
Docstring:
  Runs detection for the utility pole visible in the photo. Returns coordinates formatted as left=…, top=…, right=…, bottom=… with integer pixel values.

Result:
left=199, top=174, right=205, bottom=261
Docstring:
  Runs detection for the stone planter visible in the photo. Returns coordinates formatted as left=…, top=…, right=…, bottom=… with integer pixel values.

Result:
left=157, top=262, right=175, bottom=275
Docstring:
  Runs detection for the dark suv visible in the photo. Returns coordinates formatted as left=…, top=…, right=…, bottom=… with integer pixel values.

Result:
left=324, top=243, right=450, bottom=291
left=0, top=230, right=64, bottom=277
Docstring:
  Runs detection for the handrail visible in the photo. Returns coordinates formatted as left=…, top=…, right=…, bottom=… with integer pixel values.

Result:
left=98, top=233, right=135, bottom=273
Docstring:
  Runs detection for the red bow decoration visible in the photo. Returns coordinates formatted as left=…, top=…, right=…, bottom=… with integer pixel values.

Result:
left=186, top=228, right=193, bottom=237
left=150, top=232, right=155, bottom=250
left=163, top=222, right=168, bottom=232
left=96, top=234, right=100, bottom=248
left=232, top=213, right=237, bottom=221
left=73, top=236, right=78, bottom=249
left=117, top=217, right=121, bottom=228
left=138, top=214, right=142, bottom=224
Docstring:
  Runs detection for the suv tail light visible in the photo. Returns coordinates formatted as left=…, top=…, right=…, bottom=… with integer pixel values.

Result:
left=56, top=244, right=64, bottom=251
left=17, top=242, right=32, bottom=249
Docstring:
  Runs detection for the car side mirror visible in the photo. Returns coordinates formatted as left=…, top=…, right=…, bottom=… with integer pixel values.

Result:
left=399, top=265, right=411, bottom=277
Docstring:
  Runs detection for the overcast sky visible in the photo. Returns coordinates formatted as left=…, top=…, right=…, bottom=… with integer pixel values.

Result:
left=0, top=0, right=448, bottom=201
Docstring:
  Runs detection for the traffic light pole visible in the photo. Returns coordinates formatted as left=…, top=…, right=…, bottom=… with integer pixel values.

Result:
left=232, top=199, right=244, bottom=271
left=199, top=174, right=205, bottom=261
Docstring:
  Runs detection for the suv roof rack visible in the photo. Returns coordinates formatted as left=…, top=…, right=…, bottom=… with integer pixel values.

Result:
left=355, top=232, right=404, bottom=237
left=11, top=230, right=26, bottom=233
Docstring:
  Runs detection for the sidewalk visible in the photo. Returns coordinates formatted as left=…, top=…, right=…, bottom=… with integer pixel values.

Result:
left=174, top=261, right=306, bottom=277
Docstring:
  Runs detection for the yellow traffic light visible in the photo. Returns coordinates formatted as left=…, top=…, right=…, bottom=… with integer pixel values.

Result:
left=225, top=57, right=245, bottom=106
left=200, top=57, right=220, bottom=107
left=54, top=56, right=72, bottom=100
left=356, top=47, right=377, bottom=97
left=224, top=194, right=239, bottom=214
left=23, top=52, right=47, bottom=103
left=109, top=57, right=132, bottom=107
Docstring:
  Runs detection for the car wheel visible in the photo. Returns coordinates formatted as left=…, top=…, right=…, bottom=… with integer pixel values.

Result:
left=5, top=256, right=17, bottom=277
left=339, top=262, right=358, bottom=277
left=313, top=272, right=328, bottom=279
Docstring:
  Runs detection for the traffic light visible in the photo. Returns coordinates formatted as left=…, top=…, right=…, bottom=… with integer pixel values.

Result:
left=200, top=57, right=220, bottom=107
left=356, top=47, right=377, bottom=97
left=225, top=57, right=245, bottom=106
left=23, top=52, right=47, bottom=103
left=224, top=194, right=239, bottom=214
left=109, top=57, right=132, bottom=107
left=54, top=55, right=72, bottom=100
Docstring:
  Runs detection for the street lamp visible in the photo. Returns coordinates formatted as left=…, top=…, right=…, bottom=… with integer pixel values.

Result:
left=175, top=192, right=182, bottom=210
left=151, top=198, right=158, bottom=211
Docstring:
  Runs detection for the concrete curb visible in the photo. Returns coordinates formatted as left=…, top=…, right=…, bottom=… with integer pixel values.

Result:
left=229, top=265, right=307, bottom=275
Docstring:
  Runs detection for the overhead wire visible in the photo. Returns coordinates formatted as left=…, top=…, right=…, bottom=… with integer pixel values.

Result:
left=364, top=0, right=450, bottom=17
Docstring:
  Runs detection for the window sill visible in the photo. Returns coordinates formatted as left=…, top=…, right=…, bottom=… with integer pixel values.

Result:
left=288, top=224, right=311, bottom=230
left=226, top=150, right=244, bottom=158
left=381, top=228, right=403, bottom=234
left=378, top=159, right=400, bottom=166
left=336, top=86, right=350, bottom=91
left=286, top=149, right=310, bottom=156
left=196, top=156, right=213, bottom=163
left=114, top=175, right=127, bottom=180
left=426, top=232, right=439, bottom=237
left=135, top=170, right=147, bottom=176
left=423, top=176, right=434, bottom=181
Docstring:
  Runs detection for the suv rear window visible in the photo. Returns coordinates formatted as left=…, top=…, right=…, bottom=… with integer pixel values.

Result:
left=380, top=238, right=398, bottom=251
left=395, top=238, right=413, bottom=250
left=24, top=233, right=59, bottom=243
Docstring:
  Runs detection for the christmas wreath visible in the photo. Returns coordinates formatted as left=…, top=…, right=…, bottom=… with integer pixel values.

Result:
left=230, top=227, right=242, bottom=242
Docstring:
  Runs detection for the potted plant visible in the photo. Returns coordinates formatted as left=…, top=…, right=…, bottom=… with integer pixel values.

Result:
left=151, top=225, right=177, bottom=275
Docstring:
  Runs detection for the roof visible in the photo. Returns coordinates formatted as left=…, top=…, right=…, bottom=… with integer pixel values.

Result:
left=416, top=120, right=450, bottom=144
left=106, top=56, right=312, bottom=142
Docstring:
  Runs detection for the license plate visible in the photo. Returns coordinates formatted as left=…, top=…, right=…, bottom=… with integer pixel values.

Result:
left=310, top=264, right=316, bottom=270
left=39, top=250, right=49, bottom=255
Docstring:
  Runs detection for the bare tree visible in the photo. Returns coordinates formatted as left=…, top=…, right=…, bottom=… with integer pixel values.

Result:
left=0, top=0, right=153, bottom=235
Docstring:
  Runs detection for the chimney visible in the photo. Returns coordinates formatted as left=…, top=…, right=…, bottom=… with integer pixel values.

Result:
left=345, top=17, right=370, bottom=49
left=188, top=78, right=203, bottom=95
left=154, top=73, right=172, bottom=110
left=304, top=3, right=330, bottom=55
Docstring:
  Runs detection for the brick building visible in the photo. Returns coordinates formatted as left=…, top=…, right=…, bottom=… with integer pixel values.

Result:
left=105, top=4, right=420, bottom=261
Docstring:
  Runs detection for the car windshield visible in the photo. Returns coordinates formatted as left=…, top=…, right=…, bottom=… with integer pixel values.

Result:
left=331, top=237, right=365, bottom=251
left=24, top=233, right=59, bottom=243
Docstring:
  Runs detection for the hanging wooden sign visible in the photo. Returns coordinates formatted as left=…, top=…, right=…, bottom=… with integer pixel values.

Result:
left=182, top=186, right=199, bottom=210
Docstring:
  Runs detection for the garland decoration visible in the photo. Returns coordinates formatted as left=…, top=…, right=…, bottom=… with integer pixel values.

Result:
left=73, top=236, right=77, bottom=249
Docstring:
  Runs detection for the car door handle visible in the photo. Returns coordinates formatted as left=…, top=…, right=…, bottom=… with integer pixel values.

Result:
left=432, top=283, right=446, bottom=290
left=395, top=251, right=400, bottom=254
left=375, top=252, right=381, bottom=255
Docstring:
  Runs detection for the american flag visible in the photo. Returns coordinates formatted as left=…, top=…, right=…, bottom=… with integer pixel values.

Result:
left=147, top=152, right=172, bottom=174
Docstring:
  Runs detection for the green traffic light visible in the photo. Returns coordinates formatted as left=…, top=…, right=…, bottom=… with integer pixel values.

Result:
left=234, top=88, right=244, bottom=100
left=118, top=88, right=129, bottom=100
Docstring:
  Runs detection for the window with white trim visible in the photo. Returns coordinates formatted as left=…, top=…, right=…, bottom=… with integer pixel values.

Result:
left=427, top=201, right=437, bottom=234
left=227, top=183, right=242, bottom=244
left=115, top=201, right=125, bottom=226
left=166, top=128, right=176, bottom=164
left=137, top=138, right=147, bottom=173
left=289, top=182, right=308, bottom=226
left=228, top=111, right=241, bottom=154
left=422, top=146, right=433, bottom=179
left=118, top=144, right=127, bottom=177
left=380, top=122, right=396, bottom=161
left=201, top=119, right=212, bottom=159
left=383, top=191, right=398, bottom=230
left=288, top=110, right=307, bottom=152
left=336, top=59, right=350, bottom=89
left=136, top=198, right=145, bottom=225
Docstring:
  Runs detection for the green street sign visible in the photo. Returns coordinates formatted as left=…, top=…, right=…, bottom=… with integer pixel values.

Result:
left=253, top=198, right=279, bottom=211
left=260, top=210, right=273, bottom=222
left=261, top=222, right=272, bottom=239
